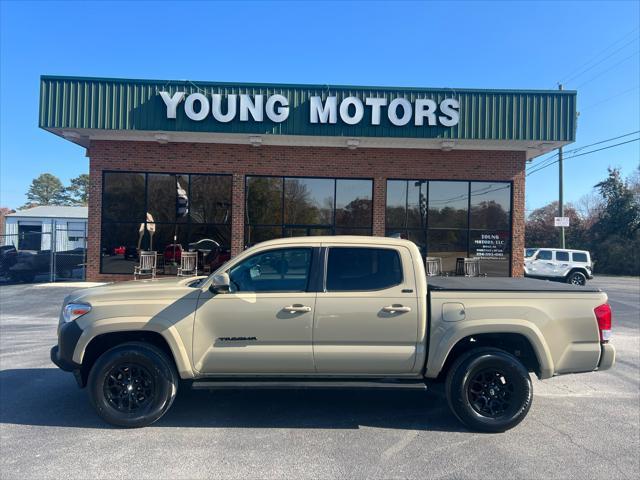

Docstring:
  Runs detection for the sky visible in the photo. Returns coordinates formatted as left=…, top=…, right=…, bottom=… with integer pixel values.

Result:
left=1, top=0, right=638, bottom=214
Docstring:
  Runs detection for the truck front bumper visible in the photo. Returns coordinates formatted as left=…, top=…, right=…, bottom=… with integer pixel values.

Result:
left=50, top=320, right=84, bottom=386
left=598, top=343, right=616, bottom=371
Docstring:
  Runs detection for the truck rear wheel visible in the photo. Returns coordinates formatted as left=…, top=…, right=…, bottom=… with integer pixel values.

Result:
left=87, top=342, right=178, bottom=428
left=445, top=348, right=532, bottom=433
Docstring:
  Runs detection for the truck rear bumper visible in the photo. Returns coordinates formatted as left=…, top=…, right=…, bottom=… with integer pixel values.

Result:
left=598, top=343, right=616, bottom=371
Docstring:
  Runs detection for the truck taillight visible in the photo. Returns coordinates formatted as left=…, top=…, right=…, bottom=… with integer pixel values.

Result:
left=594, top=304, right=612, bottom=343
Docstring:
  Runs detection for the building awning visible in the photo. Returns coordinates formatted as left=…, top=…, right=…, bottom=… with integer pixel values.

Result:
left=39, top=76, right=577, bottom=160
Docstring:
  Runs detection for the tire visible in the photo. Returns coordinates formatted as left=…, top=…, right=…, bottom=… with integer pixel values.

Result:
left=87, top=342, right=178, bottom=428
left=445, top=347, right=532, bottom=433
left=567, top=271, right=587, bottom=286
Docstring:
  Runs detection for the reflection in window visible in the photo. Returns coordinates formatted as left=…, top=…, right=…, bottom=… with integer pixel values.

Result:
left=284, top=178, right=334, bottom=225
left=103, top=173, right=145, bottom=222
left=191, top=175, right=232, bottom=224
left=386, top=180, right=407, bottom=228
left=386, top=180, right=512, bottom=276
left=246, top=177, right=282, bottom=226
left=335, top=179, right=372, bottom=228
left=326, top=248, right=403, bottom=291
left=101, top=172, right=232, bottom=275
left=245, top=176, right=373, bottom=247
left=470, top=182, right=511, bottom=230
left=229, top=248, right=312, bottom=292
left=407, top=180, right=427, bottom=229
left=429, top=181, right=468, bottom=228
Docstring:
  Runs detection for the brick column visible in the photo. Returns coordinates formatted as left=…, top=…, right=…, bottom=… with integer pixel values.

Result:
left=230, top=173, right=245, bottom=257
left=372, top=176, right=386, bottom=236
left=86, top=153, right=102, bottom=281
left=510, top=159, right=526, bottom=277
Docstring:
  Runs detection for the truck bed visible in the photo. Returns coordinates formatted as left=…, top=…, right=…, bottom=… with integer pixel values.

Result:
left=427, top=276, right=601, bottom=293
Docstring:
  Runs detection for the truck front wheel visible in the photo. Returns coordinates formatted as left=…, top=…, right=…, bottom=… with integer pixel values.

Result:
left=445, top=348, right=532, bottom=433
left=87, top=342, right=178, bottom=428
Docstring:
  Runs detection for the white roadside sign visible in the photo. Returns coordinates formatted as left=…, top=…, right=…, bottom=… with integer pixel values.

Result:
left=554, top=216, right=570, bottom=227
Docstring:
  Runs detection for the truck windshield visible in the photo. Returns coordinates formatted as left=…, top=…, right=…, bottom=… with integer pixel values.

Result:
left=525, top=248, right=537, bottom=258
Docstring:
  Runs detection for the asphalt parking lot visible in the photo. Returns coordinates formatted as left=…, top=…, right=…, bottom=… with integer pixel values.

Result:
left=1, top=277, right=638, bottom=479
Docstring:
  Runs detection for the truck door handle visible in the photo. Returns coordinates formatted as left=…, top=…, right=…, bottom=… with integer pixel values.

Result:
left=382, top=305, right=412, bottom=313
left=283, top=304, right=312, bottom=313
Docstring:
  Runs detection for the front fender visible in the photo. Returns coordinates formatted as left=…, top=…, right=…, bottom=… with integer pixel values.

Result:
left=72, top=317, right=195, bottom=379
left=425, top=319, right=555, bottom=379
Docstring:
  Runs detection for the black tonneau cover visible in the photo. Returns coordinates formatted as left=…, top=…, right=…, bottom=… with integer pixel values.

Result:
left=427, top=276, right=601, bottom=293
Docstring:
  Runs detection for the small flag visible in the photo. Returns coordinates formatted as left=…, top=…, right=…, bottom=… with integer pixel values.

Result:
left=176, top=180, right=189, bottom=218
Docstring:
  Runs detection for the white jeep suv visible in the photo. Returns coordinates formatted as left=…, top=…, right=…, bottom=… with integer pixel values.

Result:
left=524, top=248, right=593, bottom=285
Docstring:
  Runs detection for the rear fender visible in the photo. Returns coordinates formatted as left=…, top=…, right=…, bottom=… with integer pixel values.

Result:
left=426, top=319, right=554, bottom=379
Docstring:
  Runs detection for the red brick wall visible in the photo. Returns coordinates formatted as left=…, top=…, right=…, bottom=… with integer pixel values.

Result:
left=87, top=140, right=526, bottom=281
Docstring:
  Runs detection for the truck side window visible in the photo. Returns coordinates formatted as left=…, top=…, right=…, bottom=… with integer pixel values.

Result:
left=556, top=251, right=569, bottom=261
left=572, top=252, right=588, bottom=263
left=326, top=247, right=403, bottom=291
left=536, top=250, right=552, bottom=261
left=228, top=248, right=312, bottom=292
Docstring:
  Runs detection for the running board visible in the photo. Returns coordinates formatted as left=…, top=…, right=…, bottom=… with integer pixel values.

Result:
left=191, top=379, right=427, bottom=391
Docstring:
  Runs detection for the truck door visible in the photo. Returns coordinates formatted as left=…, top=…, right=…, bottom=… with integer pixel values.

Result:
left=192, top=246, right=319, bottom=374
left=313, top=245, right=419, bottom=374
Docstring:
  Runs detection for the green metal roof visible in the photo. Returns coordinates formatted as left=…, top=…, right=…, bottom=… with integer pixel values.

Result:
left=39, top=75, right=577, bottom=142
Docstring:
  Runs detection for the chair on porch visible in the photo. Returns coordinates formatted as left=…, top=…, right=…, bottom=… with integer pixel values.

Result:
left=133, top=251, right=157, bottom=280
left=177, top=251, right=198, bottom=277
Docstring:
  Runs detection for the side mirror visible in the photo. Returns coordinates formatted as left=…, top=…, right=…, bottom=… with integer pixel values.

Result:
left=209, top=272, right=230, bottom=294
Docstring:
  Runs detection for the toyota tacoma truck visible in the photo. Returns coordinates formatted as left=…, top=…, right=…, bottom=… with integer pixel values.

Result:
left=51, top=236, right=615, bottom=432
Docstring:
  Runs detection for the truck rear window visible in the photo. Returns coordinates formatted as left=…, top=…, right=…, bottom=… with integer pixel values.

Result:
left=326, top=247, right=402, bottom=291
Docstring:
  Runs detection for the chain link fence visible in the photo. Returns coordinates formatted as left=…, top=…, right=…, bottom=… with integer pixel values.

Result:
left=0, top=224, right=87, bottom=284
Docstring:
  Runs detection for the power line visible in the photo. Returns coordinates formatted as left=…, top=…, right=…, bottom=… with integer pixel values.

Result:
left=527, top=130, right=640, bottom=171
left=575, top=49, right=640, bottom=89
left=527, top=152, right=558, bottom=171
left=563, top=36, right=639, bottom=85
left=580, top=85, right=640, bottom=111
left=526, top=137, right=640, bottom=177
left=558, top=27, right=639, bottom=84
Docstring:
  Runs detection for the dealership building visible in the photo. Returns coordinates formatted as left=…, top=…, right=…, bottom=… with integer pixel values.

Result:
left=38, top=75, right=577, bottom=281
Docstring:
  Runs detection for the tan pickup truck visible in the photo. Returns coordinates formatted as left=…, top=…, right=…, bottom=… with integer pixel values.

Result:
left=51, top=236, right=615, bottom=432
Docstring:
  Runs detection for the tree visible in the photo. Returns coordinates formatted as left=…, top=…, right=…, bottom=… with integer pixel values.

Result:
left=589, top=168, right=640, bottom=275
left=66, top=174, right=90, bottom=205
left=23, top=173, right=69, bottom=207
left=525, top=201, right=585, bottom=248
left=593, top=168, right=640, bottom=238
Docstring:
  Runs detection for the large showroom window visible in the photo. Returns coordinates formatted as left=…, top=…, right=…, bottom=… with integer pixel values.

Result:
left=101, top=171, right=232, bottom=274
left=245, top=176, right=373, bottom=246
left=386, top=180, right=512, bottom=276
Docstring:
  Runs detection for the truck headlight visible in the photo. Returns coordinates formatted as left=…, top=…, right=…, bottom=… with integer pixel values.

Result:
left=63, top=303, right=91, bottom=323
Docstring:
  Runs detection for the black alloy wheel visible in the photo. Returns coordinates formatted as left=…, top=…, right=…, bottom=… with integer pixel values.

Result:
left=467, top=368, right=516, bottom=418
left=103, top=363, right=155, bottom=413
left=88, top=342, right=178, bottom=428
left=567, top=271, right=587, bottom=286
left=445, top=348, right=533, bottom=433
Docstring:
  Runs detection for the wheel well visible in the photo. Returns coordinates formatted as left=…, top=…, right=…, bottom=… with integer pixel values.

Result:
left=438, top=333, right=541, bottom=380
left=79, top=331, right=176, bottom=387
left=566, top=268, right=587, bottom=278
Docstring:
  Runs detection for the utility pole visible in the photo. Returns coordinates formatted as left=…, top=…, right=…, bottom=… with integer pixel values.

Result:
left=558, top=83, right=566, bottom=249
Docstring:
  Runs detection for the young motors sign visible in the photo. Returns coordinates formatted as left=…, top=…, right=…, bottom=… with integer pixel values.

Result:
left=39, top=76, right=578, bottom=146
left=159, top=91, right=460, bottom=127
